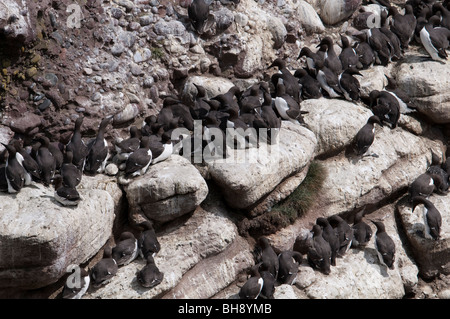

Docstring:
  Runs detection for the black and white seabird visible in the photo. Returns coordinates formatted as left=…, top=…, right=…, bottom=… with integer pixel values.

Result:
left=274, top=80, right=302, bottom=124
left=62, top=268, right=90, bottom=299
left=380, top=12, right=403, bottom=61
left=112, top=231, right=139, bottom=266
left=258, top=262, right=275, bottom=299
left=124, top=136, right=152, bottom=178
left=257, top=237, right=279, bottom=280
left=188, top=0, right=210, bottom=34
left=294, top=68, right=322, bottom=99
left=52, top=174, right=81, bottom=206
left=408, top=171, right=444, bottom=201
left=432, top=2, right=450, bottom=29
left=420, top=15, right=450, bottom=61
left=150, top=132, right=173, bottom=165
left=269, top=58, right=302, bottom=103
left=212, top=86, right=241, bottom=116
left=369, top=90, right=401, bottom=128
left=90, top=246, right=118, bottom=288
left=137, top=255, right=164, bottom=288
left=137, top=220, right=161, bottom=259
left=371, top=220, right=396, bottom=270
left=2, top=143, right=26, bottom=193
left=384, top=75, right=417, bottom=114
left=316, top=59, right=343, bottom=99
left=66, top=116, right=89, bottom=171
left=349, top=115, right=382, bottom=158
left=412, top=196, right=442, bottom=240
left=328, top=215, right=354, bottom=257
left=338, top=67, right=362, bottom=102
left=239, top=84, right=264, bottom=114
left=297, top=46, right=324, bottom=76
left=354, top=32, right=376, bottom=69
left=114, top=126, right=141, bottom=161
left=85, top=116, right=112, bottom=174
left=11, top=139, right=39, bottom=185
left=61, top=150, right=82, bottom=188
left=239, top=264, right=264, bottom=299
left=389, top=5, right=417, bottom=50
left=277, top=250, right=303, bottom=285
left=365, top=27, right=393, bottom=66
left=318, top=36, right=343, bottom=75
left=316, top=217, right=340, bottom=266
left=339, top=35, right=361, bottom=70
left=191, top=83, right=211, bottom=119
left=427, top=151, right=450, bottom=193
left=48, top=141, right=64, bottom=172
left=35, top=136, right=56, bottom=186
left=307, top=224, right=332, bottom=275
left=351, top=209, right=373, bottom=248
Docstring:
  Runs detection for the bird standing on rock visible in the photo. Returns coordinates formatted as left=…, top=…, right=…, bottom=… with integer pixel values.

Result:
left=61, top=150, right=82, bottom=189
left=352, top=209, right=373, bottom=248
left=85, top=116, right=112, bottom=174
left=188, top=0, right=210, bottom=34
left=316, top=217, right=339, bottom=266
left=307, top=224, right=332, bottom=275
left=371, top=220, right=396, bottom=270
left=328, top=215, right=353, bottom=258
left=277, top=250, right=303, bottom=284
left=52, top=174, right=81, bottom=207
left=66, top=116, right=89, bottom=171
left=239, top=264, right=263, bottom=299
left=412, top=196, right=442, bottom=240
left=2, top=143, right=26, bottom=193
left=35, top=136, right=56, bottom=186
left=257, top=237, right=279, bottom=280
left=338, top=67, right=363, bottom=102
left=349, top=115, right=382, bottom=158
left=124, top=136, right=152, bottom=178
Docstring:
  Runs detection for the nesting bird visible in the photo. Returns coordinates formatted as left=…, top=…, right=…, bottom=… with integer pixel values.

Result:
left=90, top=246, right=118, bottom=288
left=52, top=174, right=81, bottom=207
left=136, top=255, right=164, bottom=288
left=111, top=232, right=139, bottom=266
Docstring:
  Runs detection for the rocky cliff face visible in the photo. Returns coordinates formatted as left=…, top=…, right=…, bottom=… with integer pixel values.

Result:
left=1, top=0, right=450, bottom=299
